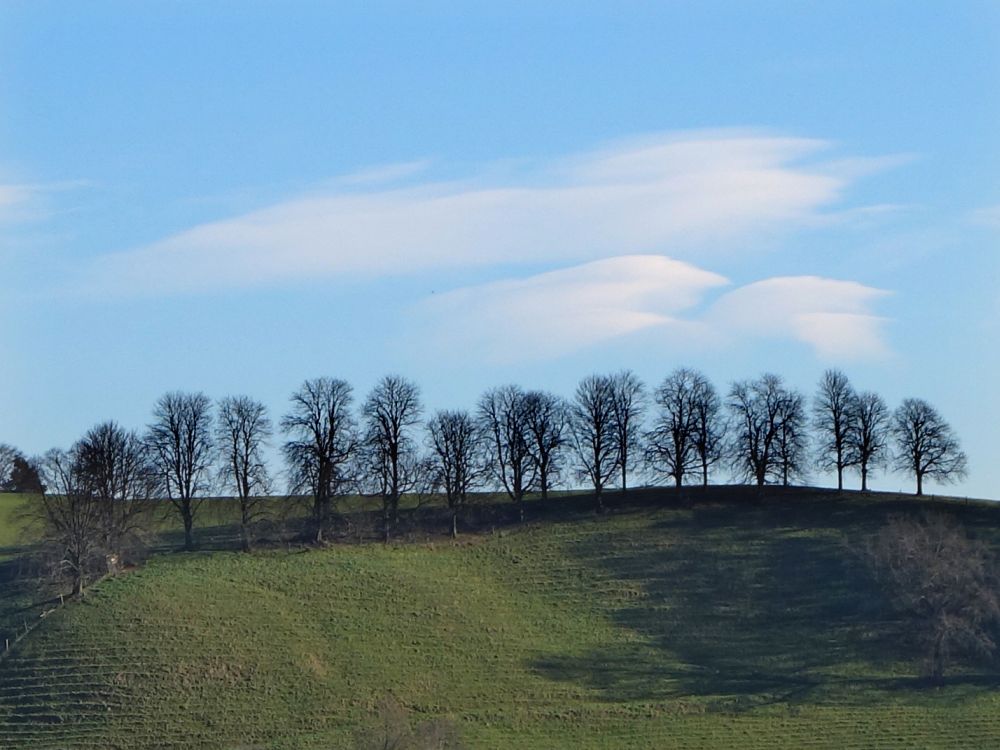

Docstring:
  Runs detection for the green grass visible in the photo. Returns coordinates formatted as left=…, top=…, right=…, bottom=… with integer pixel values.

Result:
left=1, top=490, right=999, bottom=748
left=0, top=493, right=32, bottom=551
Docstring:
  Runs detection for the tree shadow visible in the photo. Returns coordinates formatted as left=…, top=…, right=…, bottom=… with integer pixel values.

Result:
left=530, top=498, right=1000, bottom=706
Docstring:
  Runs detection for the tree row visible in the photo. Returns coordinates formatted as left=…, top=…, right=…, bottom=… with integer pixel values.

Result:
left=3, top=368, right=968, bottom=595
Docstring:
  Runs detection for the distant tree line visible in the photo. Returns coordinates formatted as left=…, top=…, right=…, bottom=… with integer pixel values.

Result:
left=3, top=368, right=968, bottom=595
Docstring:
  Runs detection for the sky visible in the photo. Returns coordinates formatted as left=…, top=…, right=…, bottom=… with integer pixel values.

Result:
left=1, top=2, right=998, bottom=497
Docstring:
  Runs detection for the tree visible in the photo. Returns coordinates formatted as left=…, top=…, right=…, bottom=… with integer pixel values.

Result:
left=813, top=369, right=856, bottom=491
left=610, top=370, right=645, bottom=494
left=523, top=390, right=568, bottom=502
left=570, top=374, right=619, bottom=513
left=34, top=448, right=104, bottom=596
left=74, top=421, right=153, bottom=564
left=362, top=375, right=424, bottom=543
left=645, top=368, right=701, bottom=488
left=774, top=388, right=808, bottom=487
left=146, top=392, right=214, bottom=551
left=355, top=695, right=466, bottom=750
left=690, top=372, right=724, bottom=487
left=427, top=410, right=484, bottom=537
left=863, top=513, right=1000, bottom=681
left=846, top=390, right=890, bottom=492
left=892, top=398, right=968, bottom=496
left=0, top=444, right=18, bottom=489
left=282, top=378, right=357, bottom=544
left=1, top=450, right=44, bottom=493
left=727, top=373, right=796, bottom=487
left=216, top=396, right=272, bottom=552
left=478, top=385, right=536, bottom=522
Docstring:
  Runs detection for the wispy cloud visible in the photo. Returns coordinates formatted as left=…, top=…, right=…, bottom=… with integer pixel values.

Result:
left=411, top=256, right=891, bottom=363
left=0, top=183, right=42, bottom=223
left=79, top=130, right=900, bottom=296
left=968, top=203, right=1000, bottom=228
left=707, top=276, right=891, bottom=360
left=412, top=255, right=728, bottom=362
left=0, top=179, right=93, bottom=225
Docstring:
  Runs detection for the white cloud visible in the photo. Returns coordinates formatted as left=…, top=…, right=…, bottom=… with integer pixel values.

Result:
left=0, top=179, right=93, bottom=225
left=0, top=184, right=39, bottom=222
left=707, top=276, right=891, bottom=359
left=412, top=255, right=729, bottom=362
left=80, top=130, right=899, bottom=296
left=325, top=160, right=432, bottom=188
left=968, top=203, right=1000, bottom=228
left=412, top=259, right=891, bottom=363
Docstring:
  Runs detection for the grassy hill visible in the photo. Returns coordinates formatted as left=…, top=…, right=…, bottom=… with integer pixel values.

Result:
left=1, top=488, right=999, bottom=748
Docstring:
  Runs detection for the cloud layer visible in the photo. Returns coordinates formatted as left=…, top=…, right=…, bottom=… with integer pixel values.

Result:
left=708, top=276, right=891, bottom=359
left=413, top=255, right=728, bottom=361
left=82, top=131, right=890, bottom=295
left=412, top=255, right=891, bottom=363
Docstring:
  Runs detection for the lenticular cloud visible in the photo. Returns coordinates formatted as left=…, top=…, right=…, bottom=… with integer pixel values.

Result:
left=413, top=257, right=891, bottom=363
left=83, top=131, right=882, bottom=296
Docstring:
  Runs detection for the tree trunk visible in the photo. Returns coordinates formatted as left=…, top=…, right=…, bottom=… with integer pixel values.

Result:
left=240, top=502, right=251, bottom=552
left=674, top=472, right=683, bottom=489
left=929, top=631, right=945, bottom=683
left=916, top=472, right=923, bottom=496
left=595, top=485, right=604, bottom=514
left=621, top=467, right=627, bottom=496
left=182, top=505, right=194, bottom=551
left=702, top=461, right=708, bottom=487
left=837, top=466, right=843, bottom=491
left=540, top=475, right=548, bottom=503
left=314, top=497, right=326, bottom=544
left=861, top=465, right=868, bottom=492
left=451, top=509, right=458, bottom=538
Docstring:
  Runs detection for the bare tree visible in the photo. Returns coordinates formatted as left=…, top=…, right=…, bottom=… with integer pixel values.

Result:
left=0, top=443, right=19, bottom=489
left=478, top=385, right=536, bottom=522
left=813, top=369, right=856, bottom=491
left=355, top=694, right=466, bottom=750
left=427, top=410, right=484, bottom=537
left=892, top=398, right=968, bottom=496
left=216, top=396, right=272, bottom=552
left=146, top=392, right=214, bottom=551
left=570, top=374, right=619, bottom=513
left=727, top=373, right=793, bottom=487
left=74, top=421, right=153, bottom=565
left=34, top=448, right=104, bottom=596
left=846, top=390, right=890, bottom=492
left=691, top=372, right=724, bottom=486
left=523, top=390, right=568, bottom=502
left=282, top=378, right=357, bottom=544
left=645, top=368, right=701, bottom=488
left=610, top=370, right=645, bottom=494
left=774, top=388, right=808, bottom=487
left=863, top=513, right=1000, bottom=681
left=362, top=375, right=424, bottom=543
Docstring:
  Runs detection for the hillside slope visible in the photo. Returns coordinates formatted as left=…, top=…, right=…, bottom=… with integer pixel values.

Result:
left=1, top=491, right=999, bottom=748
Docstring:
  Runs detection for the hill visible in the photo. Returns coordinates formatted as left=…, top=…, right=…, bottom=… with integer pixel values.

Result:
left=1, top=488, right=999, bottom=748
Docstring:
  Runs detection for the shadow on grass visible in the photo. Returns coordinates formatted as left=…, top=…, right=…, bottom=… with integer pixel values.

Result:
left=531, top=492, right=1000, bottom=706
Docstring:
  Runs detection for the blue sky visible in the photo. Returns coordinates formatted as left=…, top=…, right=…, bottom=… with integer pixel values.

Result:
left=1, top=2, right=998, bottom=497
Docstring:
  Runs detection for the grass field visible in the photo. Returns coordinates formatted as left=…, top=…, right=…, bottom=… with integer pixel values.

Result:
left=1, top=489, right=999, bottom=748
left=0, top=493, right=32, bottom=552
